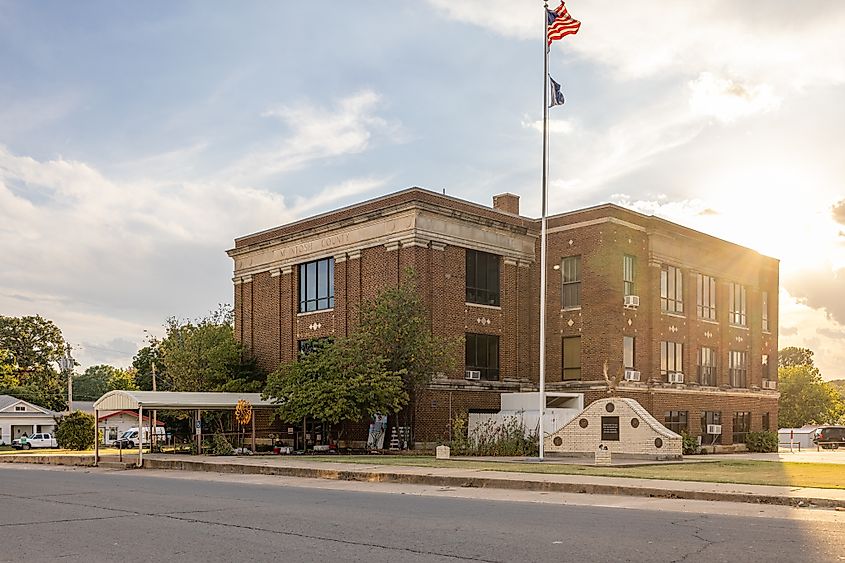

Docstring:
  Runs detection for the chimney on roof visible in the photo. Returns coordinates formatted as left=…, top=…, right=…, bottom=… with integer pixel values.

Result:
left=493, top=193, right=520, bottom=215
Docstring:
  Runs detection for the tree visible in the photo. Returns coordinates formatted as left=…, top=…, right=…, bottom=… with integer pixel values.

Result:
left=0, top=315, right=65, bottom=371
left=0, top=315, right=70, bottom=411
left=0, top=349, right=19, bottom=388
left=778, top=347, right=814, bottom=368
left=157, top=305, right=263, bottom=392
left=264, top=339, right=408, bottom=439
left=829, top=379, right=845, bottom=401
left=353, top=270, right=460, bottom=442
left=132, top=339, right=165, bottom=391
left=778, top=365, right=845, bottom=428
left=72, top=365, right=138, bottom=401
left=55, top=411, right=95, bottom=450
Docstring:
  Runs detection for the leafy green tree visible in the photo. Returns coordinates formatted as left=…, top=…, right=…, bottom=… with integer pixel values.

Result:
left=73, top=365, right=117, bottom=401
left=55, top=411, right=95, bottom=450
left=264, top=339, right=407, bottom=440
left=778, top=365, right=845, bottom=427
left=106, top=367, right=139, bottom=392
left=829, top=379, right=845, bottom=401
left=0, top=349, right=19, bottom=388
left=158, top=305, right=263, bottom=392
left=132, top=339, right=165, bottom=391
left=354, top=270, right=460, bottom=441
left=0, top=315, right=65, bottom=371
left=0, top=316, right=69, bottom=411
left=778, top=347, right=814, bottom=368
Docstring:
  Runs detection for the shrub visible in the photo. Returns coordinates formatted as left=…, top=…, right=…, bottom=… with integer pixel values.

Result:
left=681, top=430, right=700, bottom=455
left=745, top=431, right=779, bottom=453
left=449, top=413, right=538, bottom=457
left=209, top=433, right=234, bottom=456
left=55, top=411, right=95, bottom=450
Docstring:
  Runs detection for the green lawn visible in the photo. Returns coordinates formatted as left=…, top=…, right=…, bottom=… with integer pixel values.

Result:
left=318, top=455, right=845, bottom=490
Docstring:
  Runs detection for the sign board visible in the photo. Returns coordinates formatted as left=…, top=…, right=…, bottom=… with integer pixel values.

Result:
left=601, top=416, right=620, bottom=441
left=195, top=420, right=202, bottom=435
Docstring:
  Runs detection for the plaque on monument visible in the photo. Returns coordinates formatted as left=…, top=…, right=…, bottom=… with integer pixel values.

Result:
left=601, top=416, right=620, bottom=441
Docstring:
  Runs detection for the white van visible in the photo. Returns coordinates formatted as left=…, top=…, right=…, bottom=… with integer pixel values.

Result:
left=111, top=427, right=166, bottom=448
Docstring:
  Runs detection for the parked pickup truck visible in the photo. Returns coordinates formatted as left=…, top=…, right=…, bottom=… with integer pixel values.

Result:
left=12, top=433, right=58, bottom=450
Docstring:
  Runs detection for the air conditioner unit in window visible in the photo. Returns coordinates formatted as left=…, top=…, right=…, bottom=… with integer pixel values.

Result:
left=465, top=370, right=481, bottom=381
left=623, top=369, right=641, bottom=381
left=668, top=372, right=684, bottom=384
left=763, top=379, right=777, bottom=390
left=707, top=424, right=722, bottom=435
left=623, top=295, right=640, bottom=308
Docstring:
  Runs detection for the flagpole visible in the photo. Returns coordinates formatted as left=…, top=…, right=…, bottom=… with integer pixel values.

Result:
left=538, top=0, right=550, bottom=461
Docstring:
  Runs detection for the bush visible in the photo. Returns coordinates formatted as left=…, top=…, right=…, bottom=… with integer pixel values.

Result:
left=681, top=431, right=700, bottom=455
left=209, top=433, right=234, bottom=456
left=449, top=413, right=538, bottom=457
left=55, top=411, right=95, bottom=450
left=745, top=431, right=779, bottom=453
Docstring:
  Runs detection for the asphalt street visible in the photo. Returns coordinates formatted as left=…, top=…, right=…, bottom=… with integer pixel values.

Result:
left=1, top=465, right=843, bottom=563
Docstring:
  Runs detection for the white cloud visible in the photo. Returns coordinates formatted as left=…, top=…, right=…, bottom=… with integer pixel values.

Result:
left=222, top=90, right=402, bottom=184
left=427, top=1, right=845, bottom=87
left=689, top=72, right=780, bottom=123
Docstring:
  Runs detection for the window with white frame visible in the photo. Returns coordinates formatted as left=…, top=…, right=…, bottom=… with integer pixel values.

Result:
left=660, top=341, right=684, bottom=378
left=729, top=350, right=748, bottom=388
left=623, top=255, right=636, bottom=296
left=623, top=336, right=635, bottom=369
left=762, top=291, right=770, bottom=332
left=729, top=282, right=747, bottom=326
left=561, top=256, right=581, bottom=309
left=698, top=346, right=717, bottom=386
left=696, top=274, right=717, bottom=321
left=660, top=265, right=684, bottom=314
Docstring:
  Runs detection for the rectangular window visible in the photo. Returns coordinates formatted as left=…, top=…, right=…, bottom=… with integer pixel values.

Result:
left=298, top=337, right=332, bottom=357
left=465, top=333, right=499, bottom=381
left=762, top=354, right=770, bottom=382
left=660, top=341, right=684, bottom=378
left=623, top=255, right=636, bottom=296
left=698, top=347, right=717, bottom=386
left=696, top=274, right=717, bottom=321
left=562, top=336, right=582, bottom=380
left=664, top=411, right=688, bottom=434
left=108, top=427, right=118, bottom=441
left=298, top=257, right=335, bottom=313
left=14, top=405, right=25, bottom=412
left=729, top=350, right=748, bottom=388
left=732, top=411, right=751, bottom=444
left=623, top=336, right=635, bottom=369
left=660, top=265, right=684, bottom=314
left=701, top=411, right=722, bottom=444
left=466, top=250, right=500, bottom=306
left=729, top=283, right=747, bottom=326
left=561, top=256, right=582, bottom=309
left=762, top=291, right=770, bottom=332
left=762, top=412, right=770, bottom=432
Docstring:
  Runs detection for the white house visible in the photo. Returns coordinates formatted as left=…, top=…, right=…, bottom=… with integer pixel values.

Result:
left=97, top=410, right=165, bottom=445
left=0, top=395, right=60, bottom=445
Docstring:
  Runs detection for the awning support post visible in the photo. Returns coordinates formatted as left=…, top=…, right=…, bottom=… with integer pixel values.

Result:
left=138, top=405, right=143, bottom=467
left=94, top=408, right=99, bottom=466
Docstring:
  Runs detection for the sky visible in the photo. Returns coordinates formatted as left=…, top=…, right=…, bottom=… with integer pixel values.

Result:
left=1, top=1, right=844, bottom=379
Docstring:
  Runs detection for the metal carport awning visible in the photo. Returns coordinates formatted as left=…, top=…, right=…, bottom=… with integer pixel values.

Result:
left=92, top=391, right=275, bottom=467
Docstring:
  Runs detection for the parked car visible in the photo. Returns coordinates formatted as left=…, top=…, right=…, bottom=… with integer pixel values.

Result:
left=12, top=433, right=58, bottom=450
left=813, top=426, right=845, bottom=449
left=111, top=427, right=166, bottom=448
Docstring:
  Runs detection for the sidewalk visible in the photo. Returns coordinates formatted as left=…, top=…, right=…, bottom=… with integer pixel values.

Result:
left=142, top=454, right=845, bottom=510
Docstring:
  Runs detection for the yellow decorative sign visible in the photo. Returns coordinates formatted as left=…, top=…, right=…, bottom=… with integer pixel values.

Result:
left=235, top=399, right=252, bottom=426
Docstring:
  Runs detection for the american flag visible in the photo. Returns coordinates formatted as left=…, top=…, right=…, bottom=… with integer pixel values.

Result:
left=547, top=2, right=581, bottom=45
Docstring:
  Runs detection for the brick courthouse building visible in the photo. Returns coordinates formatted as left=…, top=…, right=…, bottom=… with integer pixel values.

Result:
left=228, top=188, right=779, bottom=447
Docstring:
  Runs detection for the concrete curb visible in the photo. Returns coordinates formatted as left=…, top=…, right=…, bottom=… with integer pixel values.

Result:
left=0, top=454, right=94, bottom=467
left=142, top=458, right=845, bottom=510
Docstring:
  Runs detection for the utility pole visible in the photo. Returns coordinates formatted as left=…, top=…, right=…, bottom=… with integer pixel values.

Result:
left=58, top=342, right=74, bottom=413
left=151, top=362, right=157, bottom=449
